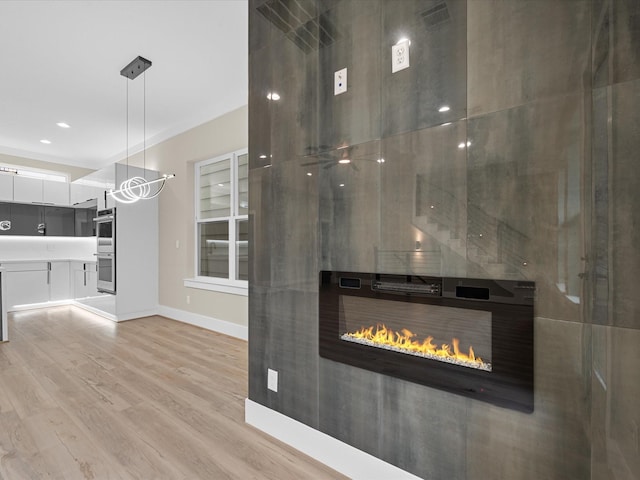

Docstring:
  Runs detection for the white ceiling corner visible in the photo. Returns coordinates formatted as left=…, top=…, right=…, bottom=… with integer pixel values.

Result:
left=0, top=0, right=248, bottom=171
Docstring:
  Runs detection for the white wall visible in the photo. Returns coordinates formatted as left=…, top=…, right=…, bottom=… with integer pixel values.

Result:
left=0, top=153, right=93, bottom=181
left=113, top=164, right=159, bottom=320
left=127, top=106, right=248, bottom=329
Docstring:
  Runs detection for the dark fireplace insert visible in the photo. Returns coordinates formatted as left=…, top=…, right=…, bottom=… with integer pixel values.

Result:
left=319, top=271, right=535, bottom=412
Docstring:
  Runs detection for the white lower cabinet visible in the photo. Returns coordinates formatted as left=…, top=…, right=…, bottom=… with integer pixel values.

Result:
left=71, top=261, right=98, bottom=299
left=3, top=262, right=50, bottom=308
left=1, top=260, right=99, bottom=310
left=49, top=261, right=70, bottom=301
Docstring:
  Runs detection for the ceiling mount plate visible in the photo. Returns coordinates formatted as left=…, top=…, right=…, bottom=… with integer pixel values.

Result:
left=120, top=56, right=152, bottom=80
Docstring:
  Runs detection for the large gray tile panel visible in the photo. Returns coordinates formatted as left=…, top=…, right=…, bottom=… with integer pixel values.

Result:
left=318, top=358, right=383, bottom=456
left=610, top=79, right=640, bottom=329
left=249, top=0, right=275, bottom=54
left=468, top=0, right=591, bottom=117
left=380, top=377, right=469, bottom=479
left=590, top=325, right=640, bottom=479
left=262, top=289, right=320, bottom=428
left=248, top=287, right=271, bottom=404
left=590, top=86, right=610, bottom=326
left=610, top=0, right=640, bottom=84
left=249, top=165, right=273, bottom=288
left=318, top=139, right=382, bottom=273
left=592, top=0, right=640, bottom=87
left=316, top=1, right=383, bottom=150
left=381, top=0, right=467, bottom=137
left=269, top=34, right=320, bottom=166
left=467, top=94, right=588, bottom=323
left=466, top=317, right=591, bottom=480
left=590, top=323, right=609, bottom=479
left=379, top=122, right=468, bottom=277
left=266, top=158, right=319, bottom=291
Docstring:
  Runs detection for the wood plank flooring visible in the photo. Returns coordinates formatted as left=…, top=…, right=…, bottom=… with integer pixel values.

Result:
left=0, top=306, right=346, bottom=480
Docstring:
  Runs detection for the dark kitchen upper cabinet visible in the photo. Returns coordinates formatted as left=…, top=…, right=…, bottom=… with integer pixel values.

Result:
left=0, top=202, right=12, bottom=236
left=44, top=206, right=75, bottom=236
left=0, top=202, right=77, bottom=236
left=74, top=206, right=97, bottom=237
left=9, top=203, right=44, bottom=236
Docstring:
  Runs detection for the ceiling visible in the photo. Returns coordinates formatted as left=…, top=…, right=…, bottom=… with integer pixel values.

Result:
left=0, top=0, right=248, bottom=171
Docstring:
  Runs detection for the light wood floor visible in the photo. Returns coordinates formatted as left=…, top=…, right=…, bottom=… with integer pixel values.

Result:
left=0, top=306, right=346, bottom=480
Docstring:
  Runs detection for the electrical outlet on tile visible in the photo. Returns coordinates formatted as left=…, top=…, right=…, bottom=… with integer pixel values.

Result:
left=334, top=68, right=347, bottom=95
left=392, top=39, right=410, bottom=73
left=267, top=368, right=278, bottom=392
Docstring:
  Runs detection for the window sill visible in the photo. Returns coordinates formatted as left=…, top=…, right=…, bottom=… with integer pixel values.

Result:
left=184, top=277, right=248, bottom=296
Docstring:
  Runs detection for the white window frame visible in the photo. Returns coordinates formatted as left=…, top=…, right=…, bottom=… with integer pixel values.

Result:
left=184, top=148, right=248, bottom=296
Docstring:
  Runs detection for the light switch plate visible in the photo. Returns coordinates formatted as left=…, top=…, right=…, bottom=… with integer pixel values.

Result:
left=334, top=67, right=347, bottom=95
left=392, top=41, right=410, bottom=73
left=267, top=368, right=278, bottom=392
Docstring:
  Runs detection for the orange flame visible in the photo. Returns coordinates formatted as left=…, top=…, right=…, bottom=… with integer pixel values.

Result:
left=342, top=323, right=490, bottom=371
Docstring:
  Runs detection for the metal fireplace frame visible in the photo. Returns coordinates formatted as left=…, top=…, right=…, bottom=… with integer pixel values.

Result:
left=319, top=271, right=535, bottom=413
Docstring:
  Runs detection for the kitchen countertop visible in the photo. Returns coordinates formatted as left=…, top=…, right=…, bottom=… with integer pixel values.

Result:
left=0, top=258, right=97, bottom=264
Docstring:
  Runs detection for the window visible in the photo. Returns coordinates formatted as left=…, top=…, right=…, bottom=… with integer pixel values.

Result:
left=186, top=149, right=248, bottom=295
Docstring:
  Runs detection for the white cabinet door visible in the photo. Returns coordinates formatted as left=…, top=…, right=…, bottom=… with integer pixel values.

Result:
left=49, top=261, right=70, bottom=301
left=72, top=262, right=98, bottom=298
left=70, top=184, right=103, bottom=205
left=43, top=181, right=69, bottom=205
left=5, top=270, right=49, bottom=309
left=13, top=177, right=43, bottom=203
left=73, top=268, right=88, bottom=298
left=0, top=174, right=13, bottom=201
left=86, top=264, right=98, bottom=296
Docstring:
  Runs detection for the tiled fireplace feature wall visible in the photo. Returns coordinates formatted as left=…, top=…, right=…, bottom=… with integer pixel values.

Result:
left=248, top=1, right=640, bottom=479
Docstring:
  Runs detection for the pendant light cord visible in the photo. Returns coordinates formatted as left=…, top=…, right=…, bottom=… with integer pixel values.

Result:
left=143, top=69, right=146, bottom=180
left=126, top=75, right=129, bottom=179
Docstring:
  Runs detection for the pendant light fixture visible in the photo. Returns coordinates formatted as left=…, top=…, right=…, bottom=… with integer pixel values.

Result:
left=109, top=56, right=175, bottom=204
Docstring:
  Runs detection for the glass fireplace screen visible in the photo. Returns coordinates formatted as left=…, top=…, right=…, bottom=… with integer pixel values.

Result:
left=340, top=296, right=492, bottom=371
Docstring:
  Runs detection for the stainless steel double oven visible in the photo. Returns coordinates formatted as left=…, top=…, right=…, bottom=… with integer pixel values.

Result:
left=94, top=208, right=116, bottom=294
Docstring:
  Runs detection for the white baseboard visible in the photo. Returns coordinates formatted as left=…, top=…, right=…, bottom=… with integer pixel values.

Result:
left=157, top=305, right=248, bottom=341
left=244, top=399, right=423, bottom=480
left=72, top=300, right=117, bottom=322
left=115, top=308, right=160, bottom=322
left=8, top=299, right=74, bottom=312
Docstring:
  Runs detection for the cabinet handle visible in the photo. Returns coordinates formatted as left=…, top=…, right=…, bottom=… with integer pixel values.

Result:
left=84, top=271, right=87, bottom=286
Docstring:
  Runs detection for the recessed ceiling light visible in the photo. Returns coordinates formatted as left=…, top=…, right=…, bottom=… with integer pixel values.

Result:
left=458, top=142, right=466, bottom=149
left=218, top=183, right=224, bottom=187
left=259, top=154, right=267, bottom=159
left=56, top=122, right=70, bottom=128
left=267, top=92, right=280, bottom=101
left=40, top=139, right=51, bottom=144
left=377, top=158, right=385, bottom=163
left=339, top=183, right=345, bottom=187
left=338, top=158, right=351, bottom=164
left=438, top=106, right=450, bottom=112
left=307, top=172, right=312, bottom=176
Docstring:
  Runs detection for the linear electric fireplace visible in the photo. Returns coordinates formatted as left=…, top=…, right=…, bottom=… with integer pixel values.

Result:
left=319, top=271, right=535, bottom=412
